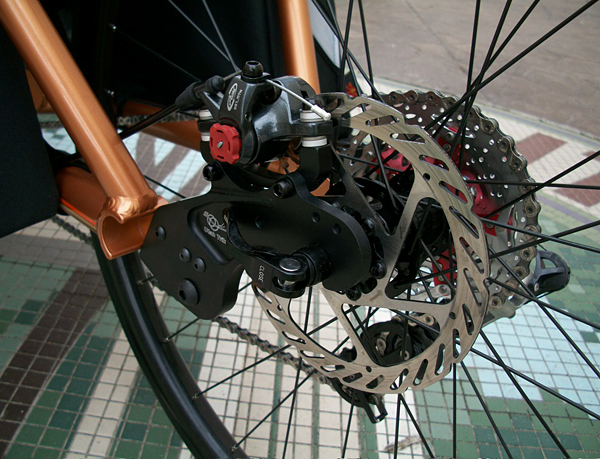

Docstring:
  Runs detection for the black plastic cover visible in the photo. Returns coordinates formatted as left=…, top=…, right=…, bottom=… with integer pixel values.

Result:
left=0, top=26, right=59, bottom=238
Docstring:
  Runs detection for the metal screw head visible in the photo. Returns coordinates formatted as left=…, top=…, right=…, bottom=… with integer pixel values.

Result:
left=279, top=257, right=302, bottom=273
left=242, top=60, right=264, bottom=78
left=370, top=260, right=387, bottom=279
left=203, top=163, right=222, bottom=182
left=179, top=248, right=191, bottom=263
left=273, top=178, right=294, bottom=199
left=346, top=286, right=361, bottom=301
left=216, top=140, right=224, bottom=149
left=193, top=258, right=206, bottom=273
left=155, top=226, right=166, bottom=240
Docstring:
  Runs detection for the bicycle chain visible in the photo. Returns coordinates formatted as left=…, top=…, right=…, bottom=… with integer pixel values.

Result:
left=51, top=215, right=330, bottom=387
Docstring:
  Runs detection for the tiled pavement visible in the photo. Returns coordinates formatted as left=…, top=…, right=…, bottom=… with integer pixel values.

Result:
left=1, top=93, right=600, bottom=458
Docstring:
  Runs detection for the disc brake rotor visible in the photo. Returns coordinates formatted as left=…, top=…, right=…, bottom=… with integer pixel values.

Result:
left=256, top=94, right=490, bottom=394
left=343, top=89, right=541, bottom=322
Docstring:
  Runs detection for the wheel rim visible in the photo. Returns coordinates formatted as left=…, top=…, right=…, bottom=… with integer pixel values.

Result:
left=60, top=0, right=600, bottom=457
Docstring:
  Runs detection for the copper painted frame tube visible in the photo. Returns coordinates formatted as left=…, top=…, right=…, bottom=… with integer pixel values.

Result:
left=0, top=0, right=164, bottom=259
left=278, top=0, right=320, bottom=92
left=0, top=0, right=319, bottom=258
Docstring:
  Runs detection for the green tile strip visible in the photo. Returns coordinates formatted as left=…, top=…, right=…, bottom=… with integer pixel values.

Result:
left=1, top=266, right=109, bottom=458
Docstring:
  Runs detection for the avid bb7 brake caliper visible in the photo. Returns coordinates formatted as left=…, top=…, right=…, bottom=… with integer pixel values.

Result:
left=140, top=61, right=374, bottom=319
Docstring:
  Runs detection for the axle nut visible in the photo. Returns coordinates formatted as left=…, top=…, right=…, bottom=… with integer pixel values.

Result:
left=210, top=123, right=241, bottom=164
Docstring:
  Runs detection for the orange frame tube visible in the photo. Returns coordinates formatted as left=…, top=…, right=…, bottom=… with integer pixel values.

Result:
left=0, top=0, right=319, bottom=258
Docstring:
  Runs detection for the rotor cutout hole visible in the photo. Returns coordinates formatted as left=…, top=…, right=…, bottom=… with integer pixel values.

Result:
left=282, top=331, right=305, bottom=344
left=366, top=376, right=383, bottom=389
left=265, top=309, right=286, bottom=325
left=301, top=350, right=325, bottom=360
left=253, top=284, right=272, bottom=304
left=463, top=268, right=483, bottom=307
left=320, top=365, right=338, bottom=373
left=453, top=329, right=461, bottom=358
left=419, top=154, right=449, bottom=171
left=459, top=237, right=485, bottom=274
left=435, top=344, right=445, bottom=375
left=364, top=114, right=400, bottom=128
left=462, top=304, right=475, bottom=335
left=440, top=181, right=468, bottom=204
left=449, top=207, right=480, bottom=239
left=343, top=373, right=363, bottom=383
left=413, top=359, right=428, bottom=386
left=391, top=369, right=409, bottom=391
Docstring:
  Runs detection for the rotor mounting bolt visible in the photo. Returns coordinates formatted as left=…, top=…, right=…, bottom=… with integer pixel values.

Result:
left=203, top=163, right=222, bottom=182
left=361, top=217, right=376, bottom=236
left=273, top=178, right=294, bottom=199
left=346, top=286, right=362, bottom=301
left=370, top=260, right=387, bottom=279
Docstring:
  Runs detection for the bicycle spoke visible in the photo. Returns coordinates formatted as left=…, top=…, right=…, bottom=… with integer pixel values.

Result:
left=460, top=362, right=513, bottom=459
left=466, top=179, right=600, bottom=191
left=394, top=266, right=456, bottom=292
left=488, top=277, right=600, bottom=331
left=409, top=199, right=433, bottom=252
left=341, top=399, right=355, bottom=458
left=200, top=0, right=239, bottom=72
left=482, top=217, right=600, bottom=256
left=428, top=0, right=600, bottom=136
left=470, top=347, right=600, bottom=421
left=282, top=287, right=313, bottom=459
left=339, top=0, right=355, bottom=92
left=231, top=369, right=317, bottom=452
left=488, top=0, right=542, bottom=69
left=452, top=363, right=457, bottom=459
left=202, top=314, right=339, bottom=394
left=467, top=0, right=481, bottom=90
left=421, top=241, right=456, bottom=295
left=479, top=331, right=569, bottom=456
left=166, top=0, right=234, bottom=66
left=110, top=24, right=199, bottom=80
left=399, top=395, right=435, bottom=458
left=488, top=149, right=600, bottom=218
left=357, top=0, right=375, bottom=89
left=490, top=218, right=600, bottom=259
left=417, top=269, right=436, bottom=303
left=491, top=248, right=600, bottom=379
left=311, top=0, right=383, bottom=101
left=390, top=310, right=600, bottom=420
left=393, top=393, right=402, bottom=459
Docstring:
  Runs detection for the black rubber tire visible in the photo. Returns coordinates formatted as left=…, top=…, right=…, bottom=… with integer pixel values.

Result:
left=92, top=235, right=247, bottom=458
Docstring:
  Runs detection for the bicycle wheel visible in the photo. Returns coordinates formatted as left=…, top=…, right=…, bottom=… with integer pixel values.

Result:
left=41, top=1, right=600, bottom=458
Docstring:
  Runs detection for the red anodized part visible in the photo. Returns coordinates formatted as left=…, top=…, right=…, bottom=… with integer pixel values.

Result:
left=209, top=123, right=241, bottom=164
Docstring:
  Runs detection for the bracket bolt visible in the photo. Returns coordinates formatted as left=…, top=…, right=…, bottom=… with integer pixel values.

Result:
left=203, top=163, right=222, bottom=182
left=273, top=178, right=294, bottom=199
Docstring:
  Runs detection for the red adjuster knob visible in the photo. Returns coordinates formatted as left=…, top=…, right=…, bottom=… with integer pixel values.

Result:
left=209, top=123, right=241, bottom=164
